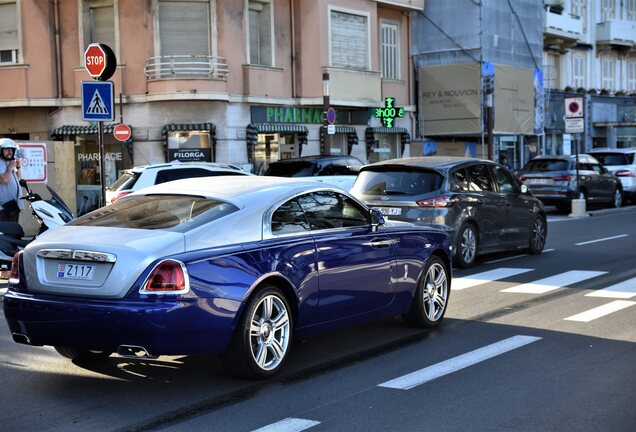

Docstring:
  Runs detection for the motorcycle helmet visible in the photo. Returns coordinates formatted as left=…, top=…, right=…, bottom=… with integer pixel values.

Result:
left=0, top=138, right=18, bottom=160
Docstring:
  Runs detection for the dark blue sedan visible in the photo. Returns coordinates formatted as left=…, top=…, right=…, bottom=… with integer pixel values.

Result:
left=3, top=177, right=452, bottom=378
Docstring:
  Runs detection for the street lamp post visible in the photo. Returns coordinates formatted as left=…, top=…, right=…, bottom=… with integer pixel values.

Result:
left=323, top=72, right=330, bottom=156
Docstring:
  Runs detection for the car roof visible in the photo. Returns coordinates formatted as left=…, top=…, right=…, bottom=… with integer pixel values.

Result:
left=529, top=154, right=596, bottom=161
left=588, top=147, right=636, bottom=154
left=132, top=176, right=339, bottom=209
left=268, top=155, right=356, bottom=164
left=129, top=161, right=244, bottom=173
left=362, top=156, right=494, bottom=170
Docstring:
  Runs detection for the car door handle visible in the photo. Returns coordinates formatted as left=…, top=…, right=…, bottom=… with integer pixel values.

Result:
left=364, top=239, right=399, bottom=248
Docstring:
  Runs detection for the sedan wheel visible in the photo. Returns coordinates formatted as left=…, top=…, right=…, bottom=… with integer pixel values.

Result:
left=528, top=215, right=546, bottom=255
left=454, top=223, right=478, bottom=268
left=610, top=188, right=622, bottom=209
left=403, top=256, right=449, bottom=328
left=222, top=285, right=292, bottom=379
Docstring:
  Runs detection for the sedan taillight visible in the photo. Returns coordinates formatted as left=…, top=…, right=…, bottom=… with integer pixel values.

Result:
left=416, top=195, right=458, bottom=207
left=615, top=170, right=635, bottom=177
left=141, top=259, right=189, bottom=294
left=9, top=252, right=21, bottom=284
left=553, top=175, right=572, bottom=182
left=110, top=191, right=132, bottom=203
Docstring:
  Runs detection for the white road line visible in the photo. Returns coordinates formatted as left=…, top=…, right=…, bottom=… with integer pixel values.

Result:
left=453, top=268, right=534, bottom=291
left=564, top=300, right=636, bottom=322
left=575, top=234, right=629, bottom=246
left=585, top=277, right=636, bottom=299
left=483, top=249, right=554, bottom=264
left=252, top=418, right=320, bottom=432
left=378, top=335, right=542, bottom=390
left=500, top=270, right=606, bottom=294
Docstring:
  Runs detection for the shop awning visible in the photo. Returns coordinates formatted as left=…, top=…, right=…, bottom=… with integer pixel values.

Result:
left=319, top=126, right=359, bottom=155
left=51, top=124, right=117, bottom=139
left=161, top=122, right=216, bottom=136
left=365, top=127, right=411, bottom=155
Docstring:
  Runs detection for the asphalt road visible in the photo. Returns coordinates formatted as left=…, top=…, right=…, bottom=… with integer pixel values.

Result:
left=1, top=207, right=635, bottom=432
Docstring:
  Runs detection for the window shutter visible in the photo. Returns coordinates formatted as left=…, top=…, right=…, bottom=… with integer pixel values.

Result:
left=331, top=11, right=367, bottom=69
left=90, top=6, right=115, bottom=48
left=381, top=22, right=399, bottom=80
left=159, top=1, right=209, bottom=56
left=0, top=3, right=18, bottom=51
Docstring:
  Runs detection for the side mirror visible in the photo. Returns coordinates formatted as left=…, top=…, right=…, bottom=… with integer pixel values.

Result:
left=19, top=179, right=28, bottom=188
left=370, top=208, right=385, bottom=232
left=520, top=184, right=529, bottom=194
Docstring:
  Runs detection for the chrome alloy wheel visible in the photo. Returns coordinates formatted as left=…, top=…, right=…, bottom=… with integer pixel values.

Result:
left=249, top=294, right=291, bottom=371
left=422, top=262, right=448, bottom=322
left=531, top=217, right=546, bottom=251
left=460, top=227, right=477, bottom=264
left=613, top=189, right=622, bottom=208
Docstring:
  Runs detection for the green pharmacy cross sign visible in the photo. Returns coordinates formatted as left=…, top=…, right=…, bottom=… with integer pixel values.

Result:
left=374, top=97, right=404, bottom=128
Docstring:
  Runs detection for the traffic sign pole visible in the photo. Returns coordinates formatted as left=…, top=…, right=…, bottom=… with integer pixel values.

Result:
left=98, top=122, right=106, bottom=206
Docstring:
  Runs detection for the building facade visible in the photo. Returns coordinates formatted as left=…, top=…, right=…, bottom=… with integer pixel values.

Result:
left=0, top=0, right=422, bottom=214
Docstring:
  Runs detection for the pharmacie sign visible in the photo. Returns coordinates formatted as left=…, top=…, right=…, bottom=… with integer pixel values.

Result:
left=251, top=106, right=325, bottom=124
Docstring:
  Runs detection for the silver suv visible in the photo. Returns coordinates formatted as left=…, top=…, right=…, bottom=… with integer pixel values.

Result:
left=106, top=161, right=251, bottom=204
left=587, top=148, right=636, bottom=201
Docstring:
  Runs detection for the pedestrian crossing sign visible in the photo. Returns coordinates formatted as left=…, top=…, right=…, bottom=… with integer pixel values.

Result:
left=81, top=81, right=114, bottom=121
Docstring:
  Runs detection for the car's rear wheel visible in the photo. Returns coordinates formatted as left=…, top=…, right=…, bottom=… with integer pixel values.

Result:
left=222, top=285, right=293, bottom=379
left=54, top=347, right=111, bottom=361
left=609, top=188, right=622, bottom=209
left=454, top=223, right=478, bottom=268
left=403, top=256, right=449, bottom=327
left=528, top=215, right=546, bottom=255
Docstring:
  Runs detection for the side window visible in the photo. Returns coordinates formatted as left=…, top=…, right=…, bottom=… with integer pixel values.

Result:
left=589, top=163, right=602, bottom=173
left=155, top=168, right=216, bottom=184
left=316, top=160, right=349, bottom=176
left=271, top=199, right=309, bottom=234
left=347, top=158, right=363, bottom=174
left=467, top=164, right=494, bottom=192
left=450, top=168, right=469, bottom=192
left=297, top=192, right=369, bottom=230
left=491, top=166, right=517, bottom=193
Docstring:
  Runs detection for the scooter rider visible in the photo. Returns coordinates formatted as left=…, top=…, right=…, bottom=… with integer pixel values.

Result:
left=0, top=138, right=23, bottom=222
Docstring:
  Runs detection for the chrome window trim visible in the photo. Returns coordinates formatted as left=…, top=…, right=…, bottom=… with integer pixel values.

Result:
left=139, top=259, right=190, bottom=295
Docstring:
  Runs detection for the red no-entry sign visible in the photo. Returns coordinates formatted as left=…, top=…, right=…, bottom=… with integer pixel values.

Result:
left=113, top=124, right=132, bottom=142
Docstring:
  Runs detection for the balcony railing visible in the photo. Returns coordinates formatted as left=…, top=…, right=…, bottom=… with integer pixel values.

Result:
left=544, top=10, right=583, bottom=37
left=144, top=55, right=229, bottom=80
left=596, top=20, right=636, bottom=46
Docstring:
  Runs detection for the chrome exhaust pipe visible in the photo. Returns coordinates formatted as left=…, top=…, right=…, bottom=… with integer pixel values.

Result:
left=117, top=345, right=157, bottom=359
left=12, top=333, right=31, bottom=344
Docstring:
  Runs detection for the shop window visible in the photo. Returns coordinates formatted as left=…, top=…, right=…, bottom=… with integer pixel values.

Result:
left=248, top=0, right=273, bottom=67
left=325, top=134, right=347, bottom=156
left=167, top=131, right=212, bottom=162
left=82, top=0, right=116, bottom=53
left=368, top=134, right=399, bottom=164
left=254, top=133, right=298, bottom=175
left=330, top=9, right=369, bottom=70
left=0, top=1, right=19, bottom=64
left=380, top=21, right=399, bottom=80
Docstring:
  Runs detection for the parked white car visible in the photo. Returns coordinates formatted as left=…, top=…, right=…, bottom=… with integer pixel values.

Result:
left=588, top=148, right=636, bottom=201
left=106, top=161, right=252, bottom=204
left=263, top=155, right=363, bottom=191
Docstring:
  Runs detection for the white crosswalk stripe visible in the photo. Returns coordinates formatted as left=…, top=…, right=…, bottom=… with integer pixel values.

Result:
left=585, top=277, right=636, bottom=299
left=252, top=418, right=320, bottom=432
left=564, top=300, right=636, bottom=322
left=500, top=270, right=606, bottom=294
left=378, top=335, right=542, bottom=390
left=452, top=268, right=534, bottom=291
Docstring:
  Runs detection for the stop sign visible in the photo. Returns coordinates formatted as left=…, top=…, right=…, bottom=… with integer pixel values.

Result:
left=113, top=124, right=132, bottom=142
left=84, top=43, right=117, bottom=80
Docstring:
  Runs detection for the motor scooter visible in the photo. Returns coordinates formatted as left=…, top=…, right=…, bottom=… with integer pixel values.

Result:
left=0, top=180, right=74, bottom=269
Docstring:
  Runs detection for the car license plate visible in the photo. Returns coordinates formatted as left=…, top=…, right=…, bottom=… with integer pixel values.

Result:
left=57, top=263, right=95, bottom=280
left=374, top=207, right=401, bottom=216
left=526, top=178, right=552, bottom=185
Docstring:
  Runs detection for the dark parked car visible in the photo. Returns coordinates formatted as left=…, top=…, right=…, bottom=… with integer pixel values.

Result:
left=518, top=154, right=623, bottom=211
left=350, top=157, right=546, bottom=268
left=264, top=155, right=363, bottom=190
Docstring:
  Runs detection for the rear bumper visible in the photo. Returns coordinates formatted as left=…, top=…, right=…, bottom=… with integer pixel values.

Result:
left=2, top=290, right=241, bottom=355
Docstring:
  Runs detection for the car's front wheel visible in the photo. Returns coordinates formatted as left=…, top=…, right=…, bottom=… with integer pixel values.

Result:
left=403, top=256, right=450, bottom=327
left=222, top=285, right=293, bottom=379
left=528, top=215, right=547, bottom=254
left=54, top=347, right=111, bottom=361
left=454, top=223, right=478, bottom=268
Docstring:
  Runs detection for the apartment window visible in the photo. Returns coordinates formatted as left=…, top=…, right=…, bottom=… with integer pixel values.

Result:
left=248, top=0, right=273, bottom=66
left=380, top=21, right=399, bottom=80
left=601, top=57, right=615, bottom=90
left=572, top=54, right=586, bottom=88
left=0, top=1, right=18, bottom=64
left=330, top=9, right=369, bottom=70
left=82, top=0, right=115, bottom=51
left=544, top=53, right=560, bottom=89
left=601, top=0, right=615, bottom=22
left=628, top=61, right=636, bottom=91
left=158, top=0, right=210, bottom=57
left=571, top=0, right=586, bottom=31
left=628, top=0, right=636, bottom=20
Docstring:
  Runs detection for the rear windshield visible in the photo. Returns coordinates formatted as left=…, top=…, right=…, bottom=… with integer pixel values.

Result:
left=264, top=161, right=314, bottom=177
left=70, top=195, right=238, bottom=232
left=108, top=171, right=138, bottom=191
left=590, top=152, right=634, bottom=166
left=522, top=159, right=570, bottom=172
left=351, top=167, right=444, bottom=196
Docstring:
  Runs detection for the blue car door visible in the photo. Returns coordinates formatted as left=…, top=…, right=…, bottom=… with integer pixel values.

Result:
left=297, top=192, right=397, bottom=323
